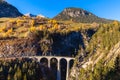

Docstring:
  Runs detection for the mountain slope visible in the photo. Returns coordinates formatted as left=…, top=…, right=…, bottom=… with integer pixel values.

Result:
left=0, top=0, right=22, bottom=17
left=54, top=7, right=112, bottom=23
left=69, top=21, right=120, bottom=80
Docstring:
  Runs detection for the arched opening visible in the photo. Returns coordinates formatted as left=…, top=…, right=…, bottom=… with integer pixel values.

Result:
left=50, top=58, right=58, bottom=80
left=40, top=58, right=48, bottom=67
left=60, top=58, right=67, bottom=80
left=69, top=59, right=74, bottom=69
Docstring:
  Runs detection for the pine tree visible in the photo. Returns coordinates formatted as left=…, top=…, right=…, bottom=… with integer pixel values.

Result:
left=0, top=66, right=5, bottom=80
left=115, top=56, right=120, bottom=71
left=23, top=74, right=27, bottom=80
left=14, top=67, right=22, bottom=80
left=7, top=74, right=11, bottom=80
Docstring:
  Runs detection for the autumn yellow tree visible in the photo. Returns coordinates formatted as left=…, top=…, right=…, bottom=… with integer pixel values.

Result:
left=30, top=26, right=36, bottom=32
left=30, top=20, right=35, bottom=26
left=113, top=20, right=119, bottom=26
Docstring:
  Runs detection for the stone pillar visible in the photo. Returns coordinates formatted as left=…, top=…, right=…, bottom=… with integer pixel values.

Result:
left=37, top=58, right=41, bottom=62
left=48, top=58, right=51, bottom=68
left=66, top=60, right=70, bottom=80
left=57, top=59, right=61, bottom=80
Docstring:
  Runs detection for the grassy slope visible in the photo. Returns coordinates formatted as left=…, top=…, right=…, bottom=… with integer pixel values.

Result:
left=0, top=17, right=99, bottom=39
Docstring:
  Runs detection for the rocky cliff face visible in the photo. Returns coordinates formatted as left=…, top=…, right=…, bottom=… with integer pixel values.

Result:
left=61, top=7, right=92, bottom=17
left=0, top=0, right=22, bottom=17
left=0, top=38, right=39, bottom=57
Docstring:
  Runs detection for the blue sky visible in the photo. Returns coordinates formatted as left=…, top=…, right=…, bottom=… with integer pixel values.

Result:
left=6, top=0, right=120, bottom=21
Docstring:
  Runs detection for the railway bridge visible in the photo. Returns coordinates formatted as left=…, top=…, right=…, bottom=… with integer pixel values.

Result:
left=25, top=56, right=75, bottom=80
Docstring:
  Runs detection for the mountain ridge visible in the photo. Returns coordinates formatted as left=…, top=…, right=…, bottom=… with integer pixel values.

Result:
left=0, top=0, right=23, bottom=17
left=54, top=7, right=112, bottom=23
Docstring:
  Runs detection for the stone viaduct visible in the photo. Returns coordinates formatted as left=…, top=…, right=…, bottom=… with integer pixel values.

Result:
left=25, top=56, right=75, bottom=80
